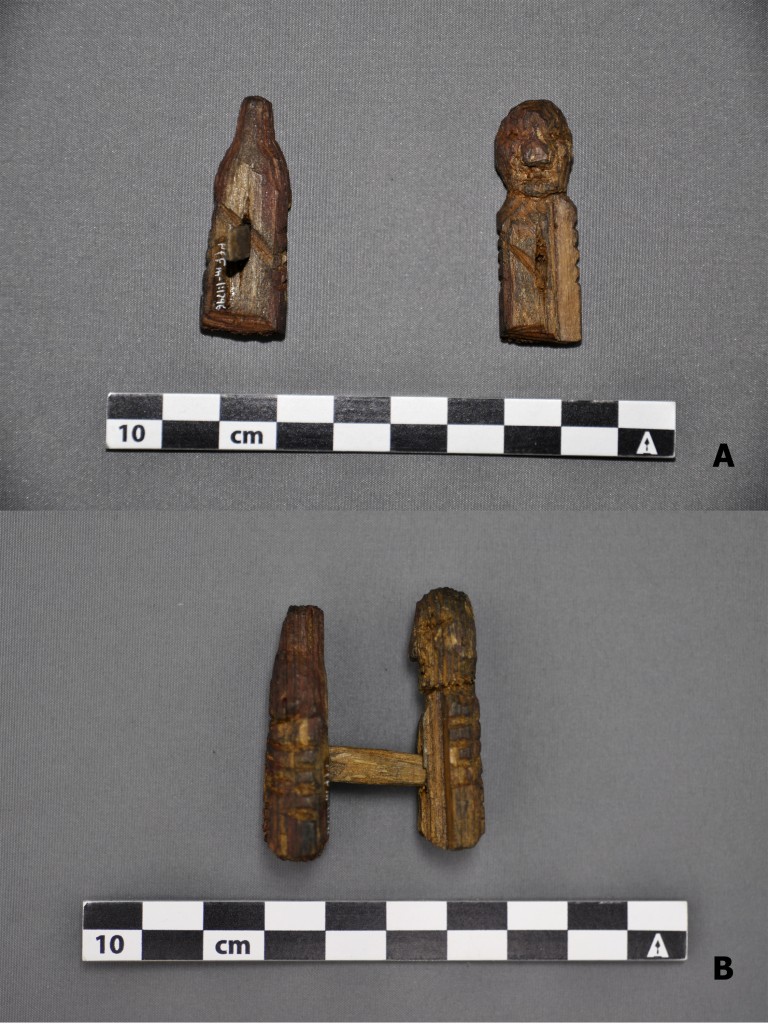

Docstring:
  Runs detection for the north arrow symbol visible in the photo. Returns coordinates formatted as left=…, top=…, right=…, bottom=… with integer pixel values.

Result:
left=636, top=431, right=658, bottom=456
left=647, top=932, right=669, bottom=958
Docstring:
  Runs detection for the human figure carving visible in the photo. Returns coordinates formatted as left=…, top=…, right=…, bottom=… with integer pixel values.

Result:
left=495, top=100, right=581, bottom=344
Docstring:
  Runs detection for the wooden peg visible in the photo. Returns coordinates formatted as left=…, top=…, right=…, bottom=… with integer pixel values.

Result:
left=496, top=100, right=581, bottom=345
left=200, top=96, right=291, bottom=339
left=329, top=746, right=426, bottom=786
left=262, top=589, right=485, bottom=861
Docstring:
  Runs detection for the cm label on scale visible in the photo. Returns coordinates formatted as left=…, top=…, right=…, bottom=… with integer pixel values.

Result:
left=82, top=930, right=265, bottom=961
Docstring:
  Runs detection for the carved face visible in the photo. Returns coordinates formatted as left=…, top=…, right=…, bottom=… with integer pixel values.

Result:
left=495, top=100, right=573, bottom=197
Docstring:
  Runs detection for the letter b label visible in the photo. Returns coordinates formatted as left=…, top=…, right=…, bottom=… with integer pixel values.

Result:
left=714, top=956, right=733, bottom=979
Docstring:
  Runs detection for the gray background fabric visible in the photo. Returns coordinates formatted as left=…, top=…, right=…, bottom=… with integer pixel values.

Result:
left=0, top=513, right=765, bottom=1021
left=1, top=0, right=766, bottom=510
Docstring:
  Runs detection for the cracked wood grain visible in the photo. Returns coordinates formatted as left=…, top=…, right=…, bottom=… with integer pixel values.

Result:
left=410, top=588, right=485, bottom=850
left=263, top=605, right=329, bottom=861
left=329, top=746, right=426, bottom=786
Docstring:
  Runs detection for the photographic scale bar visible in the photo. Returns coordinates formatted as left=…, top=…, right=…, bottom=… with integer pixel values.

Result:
left=106, top=394, right=676, bottom=458
left=83, top=900, right=687, bottom=962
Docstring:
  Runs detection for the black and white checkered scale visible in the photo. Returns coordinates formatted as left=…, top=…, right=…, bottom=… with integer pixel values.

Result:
left=82, top=900, right=687, bottom=962
left=106, top=394, right=675, bottom=458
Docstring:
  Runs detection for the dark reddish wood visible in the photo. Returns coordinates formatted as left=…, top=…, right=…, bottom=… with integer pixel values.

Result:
left=201, top=96, right=291, bottom=338
left=410, top=588, right=485, bottom=850
left=496, top=100, right=581, bottom=345
left=263, top=606, right=329, bottom=861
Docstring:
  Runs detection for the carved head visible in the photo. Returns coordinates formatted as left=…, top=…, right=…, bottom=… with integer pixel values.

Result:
left=495, top=100, right=573, bottom=197
left=409, top=588, right=476, bottom=694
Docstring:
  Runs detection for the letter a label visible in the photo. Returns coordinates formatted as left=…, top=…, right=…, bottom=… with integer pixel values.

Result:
left=636, top=431, right=658, bottom=456
left=647, top=933, right=669, bottom=958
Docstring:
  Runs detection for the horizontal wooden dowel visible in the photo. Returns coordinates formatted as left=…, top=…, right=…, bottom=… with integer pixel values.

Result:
left=329, top=746, right=426, bottom=787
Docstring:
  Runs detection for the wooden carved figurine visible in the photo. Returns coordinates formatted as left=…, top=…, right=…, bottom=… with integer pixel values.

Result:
left=495, top=100, right=581, bottom=344
left=263, top=588, right=485, bottom=861
left=200, top=97, right=291, bottom=338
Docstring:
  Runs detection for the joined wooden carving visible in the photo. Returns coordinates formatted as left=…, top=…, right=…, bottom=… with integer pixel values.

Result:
left=496, top=100, right=581, bottom=345
left=200, top=96, right=291, bottom=338
left=262, top=589, right=485, bottom=861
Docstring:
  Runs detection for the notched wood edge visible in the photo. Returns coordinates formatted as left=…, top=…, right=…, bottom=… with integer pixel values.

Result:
left=201, top=96, right=291, bottom=341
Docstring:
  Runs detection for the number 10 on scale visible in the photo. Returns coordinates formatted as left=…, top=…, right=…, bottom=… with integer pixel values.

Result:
left=106, top=420, right=162, bottom=448
left=84, top=930, right=142, bottom=960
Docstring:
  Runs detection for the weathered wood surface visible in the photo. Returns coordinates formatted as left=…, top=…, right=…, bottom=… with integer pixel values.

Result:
left=496, top=100, right=581, bottom=345
left=263, top=590, right=485, bottom=860
left=201, top=96, right=291, bottom=338
left=329, top=746, right=426, bottom=786
left=410, top=588, right=485, bottom=850
left=263, top=606, right=329, bottom=861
